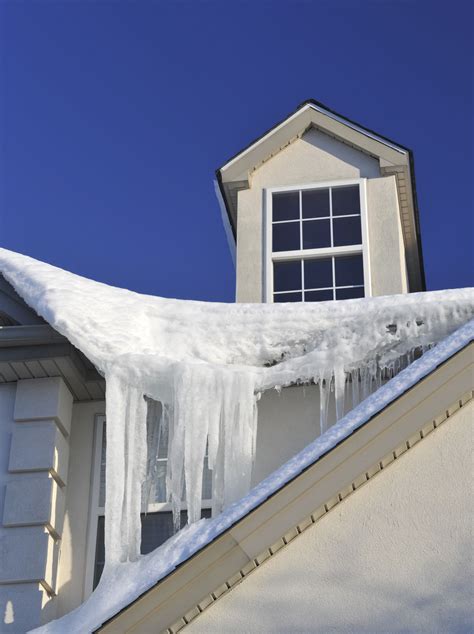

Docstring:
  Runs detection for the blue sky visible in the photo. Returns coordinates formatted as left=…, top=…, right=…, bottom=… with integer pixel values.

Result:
left=1, top=0, right=472, bottom=301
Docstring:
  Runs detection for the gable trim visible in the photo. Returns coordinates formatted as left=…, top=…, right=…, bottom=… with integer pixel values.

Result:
left=219, top=100, right=408, bottom=175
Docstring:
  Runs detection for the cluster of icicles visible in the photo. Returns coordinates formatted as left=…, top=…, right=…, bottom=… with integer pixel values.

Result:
left=104, top=307, right=470, bottom=568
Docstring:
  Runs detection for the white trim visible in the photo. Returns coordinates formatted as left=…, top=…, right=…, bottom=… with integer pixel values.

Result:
left=268, top=177, right=368, bottom=194
left=264, top=178, right=371, bottom=303
left=84, top=414, right=106, bottom=598
left=221, top=104, right=406, bottom=172
left=306, top=103, right=407, bottom=154
left=359, top=178, right=372, bottom=296
left=272, top=244, right=363, bottom=261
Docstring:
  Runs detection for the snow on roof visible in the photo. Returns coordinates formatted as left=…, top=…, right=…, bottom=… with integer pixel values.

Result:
left=0, top=248, right=472, bottom=633
left=33, top=317, right=474, bottom=634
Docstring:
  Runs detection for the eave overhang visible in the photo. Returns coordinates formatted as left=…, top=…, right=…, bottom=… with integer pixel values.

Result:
left=0, top=324, right=105, bottom=401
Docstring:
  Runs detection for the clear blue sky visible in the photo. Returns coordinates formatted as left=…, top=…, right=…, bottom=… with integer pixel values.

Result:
left=1, top=0, right=472, bottom=301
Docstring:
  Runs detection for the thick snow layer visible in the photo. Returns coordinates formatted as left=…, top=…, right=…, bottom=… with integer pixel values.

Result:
left=0, top=248, right=472, bottom=584
left=31, top=318, right=474, bottom=634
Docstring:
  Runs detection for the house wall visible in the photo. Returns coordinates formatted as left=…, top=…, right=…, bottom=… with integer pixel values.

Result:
left=235, top=128, right=408, bottom=302
left=54, top=401, right=105, bottom=619
left=253, top=384, right=339, bottom=486
left=0, top=379, right=74, bottom=633
left=187, top=401, right=473, bottom=634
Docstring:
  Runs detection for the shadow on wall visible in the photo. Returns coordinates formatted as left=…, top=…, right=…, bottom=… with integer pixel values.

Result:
left=189, top=538, right=473, bottom=634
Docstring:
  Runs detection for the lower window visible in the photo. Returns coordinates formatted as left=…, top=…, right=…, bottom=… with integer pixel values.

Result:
left=273, top=254, right=365, bottom=302
left=93, top=509, right=212, bottom=589
left=87, top=412, right=213, bottom=592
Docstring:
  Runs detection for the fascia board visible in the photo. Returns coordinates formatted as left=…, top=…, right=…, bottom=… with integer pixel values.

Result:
left=0, top=325, right=66, bottom=347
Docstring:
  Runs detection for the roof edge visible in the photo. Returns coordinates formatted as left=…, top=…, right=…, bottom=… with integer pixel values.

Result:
left=217, top=98, right=410, bottom=175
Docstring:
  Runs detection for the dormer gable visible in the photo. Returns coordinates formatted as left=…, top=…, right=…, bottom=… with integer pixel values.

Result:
left=216, top=100, right=425, bottom=300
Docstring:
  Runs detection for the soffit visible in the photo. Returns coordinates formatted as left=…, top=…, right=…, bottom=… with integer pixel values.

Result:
left=0, top=324, right=105, bottom=401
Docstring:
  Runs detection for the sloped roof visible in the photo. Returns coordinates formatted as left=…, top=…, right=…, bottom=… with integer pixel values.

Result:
left=34, top=318, right=474, bottom=633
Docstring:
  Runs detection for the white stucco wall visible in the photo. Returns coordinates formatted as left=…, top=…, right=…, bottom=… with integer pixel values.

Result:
left=253, top=384, right=341, bottom=486
left=235, top=127, right=408, bottom=302
left=54, top=400, right=105, bottom=618
left=367, top=175, right=408, bottom=296
left=187, top=401, right=473, bottom=634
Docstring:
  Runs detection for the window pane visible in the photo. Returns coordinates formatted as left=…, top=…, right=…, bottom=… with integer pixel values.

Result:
left=273, top=260, right=302, bottom=292
left=274, top=292, right=302, bottom=303
left=302, top=189, right=329, bottom=219
left=273, top=192, right=299, bottom=221
left=303, top=219, right=331, bottom=249
left=94, top=509, right=212, bottom=589
left=202, top=457, right=212, bottom=500
left=304, top=258, right=333, bottom=289
left=305, top=289, right=333, bottom=302
left=336, top=286, right=365, bottom=300
left=272, top=222, right=300, bottom=252
left=332, top=216, right=362, bottom=247
left=334, top=254, right=364, bottom=287
left=332, top=185, right=360, bottom=216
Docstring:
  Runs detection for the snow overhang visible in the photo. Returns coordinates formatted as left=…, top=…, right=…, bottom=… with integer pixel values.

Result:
left=215, top=99, right=425, bottom=291
left=96, top=320, right=473, bottom=633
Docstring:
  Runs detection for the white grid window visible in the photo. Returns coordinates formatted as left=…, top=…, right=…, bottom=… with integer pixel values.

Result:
left=266, top=180, right=370, bottom=302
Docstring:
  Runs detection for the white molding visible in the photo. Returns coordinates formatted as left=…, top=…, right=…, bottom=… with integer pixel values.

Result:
left=83, top=414, right=105, bottom=598
left=272, top=245, right=363, bottom=262
left=359, top=178, right=372, bottom=297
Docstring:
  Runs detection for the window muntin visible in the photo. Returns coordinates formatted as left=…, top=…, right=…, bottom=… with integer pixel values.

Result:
left=269, top=182, right=368, bottom=303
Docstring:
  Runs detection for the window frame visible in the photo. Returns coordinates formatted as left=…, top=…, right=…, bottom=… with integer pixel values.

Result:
left=84, top=414, right=213, bottom=597
left=263, top=178, right=372, bottom=303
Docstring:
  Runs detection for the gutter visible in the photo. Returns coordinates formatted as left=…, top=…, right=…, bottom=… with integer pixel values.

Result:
left=0, top=324, right=67, bottom=347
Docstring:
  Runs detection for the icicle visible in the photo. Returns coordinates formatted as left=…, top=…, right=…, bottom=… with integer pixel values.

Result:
left=334, top=366, right=346, bottom=421
left=351, top=368, right=360, bottom=409
left=143, top=399, right=162, bottom=509
left=318, top=374, right=330, bottom=436
left=104, top=374, right=147, bottom=566
left=164, top=366, right=259, bottom=529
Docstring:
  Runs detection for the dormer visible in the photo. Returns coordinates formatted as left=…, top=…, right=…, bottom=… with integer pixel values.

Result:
left=216, top=100, right=425, bottom=303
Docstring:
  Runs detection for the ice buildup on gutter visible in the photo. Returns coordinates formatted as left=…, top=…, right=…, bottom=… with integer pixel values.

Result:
left=0, top=248, right=472, bottom=570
